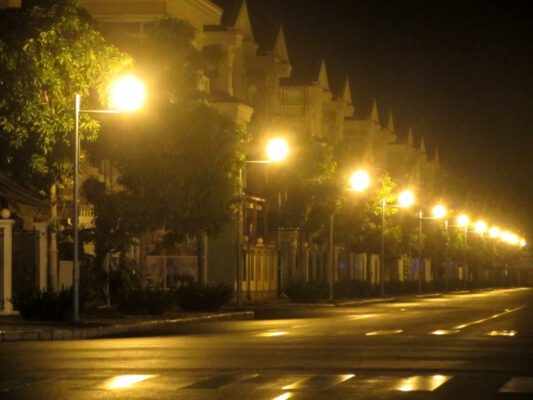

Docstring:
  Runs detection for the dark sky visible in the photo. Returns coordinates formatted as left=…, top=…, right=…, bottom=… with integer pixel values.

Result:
left=217, top=0, right=533, bottom=237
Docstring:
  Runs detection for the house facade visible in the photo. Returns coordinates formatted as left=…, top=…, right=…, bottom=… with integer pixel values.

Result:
left=3, top=0, right=510, bottom=313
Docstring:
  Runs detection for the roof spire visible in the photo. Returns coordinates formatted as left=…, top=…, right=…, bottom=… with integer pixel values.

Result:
left=387, top=112, right=395, bottom=132
left=341, top=77, right=353, bottom=105
left=273, top=25, right=290, bottom=63
left=234, top=0, right=255, bottom=41
left=317, top=59, right=330, bottom=90
left=369, top=99, right=380, bottom=123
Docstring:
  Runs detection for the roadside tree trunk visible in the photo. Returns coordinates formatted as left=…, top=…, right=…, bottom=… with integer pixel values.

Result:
left=48, top=182, right=58, bottom=291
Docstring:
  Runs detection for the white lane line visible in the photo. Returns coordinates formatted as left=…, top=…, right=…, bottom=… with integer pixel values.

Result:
left=365, top=330, right=403, bottom=336
left=486, top=330, right=517, bottom=337
left=395, top=375, right=452, bottom=392
left=452, top=305, right=525, bottom=330
left=499, top=377, right=533, bottom=393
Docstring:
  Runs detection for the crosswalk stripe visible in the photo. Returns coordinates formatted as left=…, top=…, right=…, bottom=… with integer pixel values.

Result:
left=282, top=374, right=355, bottom=390
left=183, top=373, right=257, bottom=389
left=499, top=377, right=533, bottom=393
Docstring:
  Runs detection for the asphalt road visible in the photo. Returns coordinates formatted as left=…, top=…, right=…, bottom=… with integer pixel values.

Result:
left=1, top=288, right=532, bottom=399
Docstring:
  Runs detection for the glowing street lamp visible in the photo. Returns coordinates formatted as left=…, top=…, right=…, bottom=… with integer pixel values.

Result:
left=474, top=220, right=488, bottom=235
left=328, top=169, right=371, bottom=301
left=380, top=189, right=415, bottom=297
left=454, top=214, right=470, bottom=289
left=416, top=204, right=447, bottom=293
left=489, top=226, right=501, bottom=238
left=266, top=138, right=289, bottom=162
left=519, top=238, right=526, bottom=248
left=398, top=190, right=415, bottom=208
left=237, top=137, right=289, bottom=308
left=73, top=74, right=145, bottom=322
left=349, top=169, right=371, bottom=192
left=432, top=204, right=447, bottom=219
left=457, top=214, right=469, bottom=227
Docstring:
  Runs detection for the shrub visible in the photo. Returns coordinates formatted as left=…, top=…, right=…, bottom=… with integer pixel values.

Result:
left=11, top=288, right=73, bottom=321
left=334, top=279, right=377, bottom=299
left=284, top=280, right=329, bottom=303
left=116, top=288, right=174, bottom=315
left=176, top=282, right=234, bottom=312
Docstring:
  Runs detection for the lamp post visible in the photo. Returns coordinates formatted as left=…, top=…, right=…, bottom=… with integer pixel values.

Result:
left=416, top=204, right=447, bottom=293
left=328, top=169, right=371, bottom=301
left=236, top=138, right=289, bottom=309
left=73, top=75, right=145, bottom=322
left=380, top=189, right=414, bottom=297
left=456, top=214, right=470, bottom=289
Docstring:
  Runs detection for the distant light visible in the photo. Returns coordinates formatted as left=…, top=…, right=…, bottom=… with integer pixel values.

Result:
left=489, top=227, right=500, bottom=238
left=349, top=169, right=371, bottom=192
left=398, top=190, right=415, bottom=208
left=109, top=75, right=146, bottom=112
left=266, top=138, right=289, bottom=162
left=500, top=231, right=512, bottom=243
left=474, top=220, right=487, bottom=234
left=519, top=238, right=526, bottom=248
left=432, top=204, right=447, bottom=219
left=104, top=375, right=155, bottom=390
left=457, top=214, right=469, bottom=227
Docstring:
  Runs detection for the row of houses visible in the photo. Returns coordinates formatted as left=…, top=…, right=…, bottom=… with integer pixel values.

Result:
left=0, top=0, right=522, bottom=313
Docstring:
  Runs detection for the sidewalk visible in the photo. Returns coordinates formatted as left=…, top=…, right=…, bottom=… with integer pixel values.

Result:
left=0, top=310, right=254, bottom=342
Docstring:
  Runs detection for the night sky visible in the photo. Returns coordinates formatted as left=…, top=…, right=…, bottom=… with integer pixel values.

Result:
left=216, top=0, right=532, bottom=238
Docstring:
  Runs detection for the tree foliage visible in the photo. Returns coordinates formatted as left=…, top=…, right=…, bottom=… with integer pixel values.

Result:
left=0, top=0, right=130, bottom=189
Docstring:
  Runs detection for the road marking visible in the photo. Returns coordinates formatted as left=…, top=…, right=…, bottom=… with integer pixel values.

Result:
left=257, top=330, right=289, bottom=337
left=272, top=393, right=293, bottom=400
left=430, top=329, right=459, bottom=335
left=365, top=329, right=403, bottom=336
left=282, top=374, right=355, bottom=390
left=395, top=375, right=451, bottom=392
left=486, top=330, right=517, bottom=337
left=499, top=377, right=533, bottom=393
left=346, top=313, right=380, bottom=320
left=453, top=305, right=525, bottom=330
left=102, top=375, right=156, bottom=390
left=184, top=374, right=257, bottom=389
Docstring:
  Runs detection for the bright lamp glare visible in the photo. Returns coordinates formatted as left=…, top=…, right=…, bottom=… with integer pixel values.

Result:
left=457, top=214, right=469, bottom=227
left=489, top=227, right=500, bottom=238
left=432, top=204, right=447, bottom=219
left=398, top=190, right=415, bottom=208
left=520, top=239, right=526, bottom=248
left=266, top=138, right=289, bottom=162
left=349, top=170, right=371, bottom=192
left=500, top=231, right=512, bottom=243
left=109, top=75, right=146, bottom=111
left=475, top=221, right=487, bottom=234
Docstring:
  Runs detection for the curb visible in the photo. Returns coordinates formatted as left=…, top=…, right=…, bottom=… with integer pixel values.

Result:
left=0, top=311, right=254, bottom=342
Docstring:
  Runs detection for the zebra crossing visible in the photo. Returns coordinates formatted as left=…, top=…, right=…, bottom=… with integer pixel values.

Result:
left=1, top=371, right=532, bottom=398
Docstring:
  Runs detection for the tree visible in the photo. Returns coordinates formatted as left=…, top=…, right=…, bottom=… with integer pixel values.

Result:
left=86, top=17, right=246, bottom=282
left=0, top=0, right=130, bottom=289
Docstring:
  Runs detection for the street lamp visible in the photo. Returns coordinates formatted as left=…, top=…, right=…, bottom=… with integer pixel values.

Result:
left=474, top=220, right=488, bottom=236
left=380, top=189, right=415, bottom=297
left=416, top=204, right=447, bottom=292
left=328, top=169, right=371, bottom=301
left=73, top=75, right=145, bottom=322
left=456, top=214, right=470, bottom=289
left=236, top=138, right=289, bottom=308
